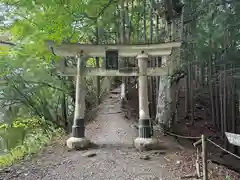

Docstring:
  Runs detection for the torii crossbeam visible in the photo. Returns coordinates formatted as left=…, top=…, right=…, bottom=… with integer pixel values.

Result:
left=47, top=41, right=181, bottom=151
left=48, top=41, right=180, bottom=57
left=48, top=41, right=181, bottom=77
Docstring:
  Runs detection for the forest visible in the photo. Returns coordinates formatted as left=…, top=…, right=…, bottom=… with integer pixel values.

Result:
left=0, top=0, right=240, bottom=174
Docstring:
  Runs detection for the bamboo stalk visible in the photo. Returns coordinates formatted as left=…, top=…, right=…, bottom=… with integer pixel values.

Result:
left=223, top=63, right=227, bottom=148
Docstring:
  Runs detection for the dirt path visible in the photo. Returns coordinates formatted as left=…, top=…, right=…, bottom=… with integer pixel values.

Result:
left=3, top=88, right=239, bottom=180
left=1, top=88, right=185, bottom=180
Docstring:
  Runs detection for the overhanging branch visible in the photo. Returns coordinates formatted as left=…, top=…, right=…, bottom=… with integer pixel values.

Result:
left=0, top=41, right=16, bottom=47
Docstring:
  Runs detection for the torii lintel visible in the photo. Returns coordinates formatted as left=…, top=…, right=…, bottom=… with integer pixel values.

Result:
left=47, top=41, right=181, bottom=57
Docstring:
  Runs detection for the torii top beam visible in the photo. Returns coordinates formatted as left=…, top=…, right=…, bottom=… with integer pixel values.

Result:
left=47, top=41, right=181, bottom=57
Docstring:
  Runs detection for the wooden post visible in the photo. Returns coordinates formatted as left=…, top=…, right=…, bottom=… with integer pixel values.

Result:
left=202, top=134, right=208, bottom=180
left=196, top=147, right=201, bottom=178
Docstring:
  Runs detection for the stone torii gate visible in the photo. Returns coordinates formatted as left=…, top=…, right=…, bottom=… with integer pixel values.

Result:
left=47, top=41, right=181, bottom=150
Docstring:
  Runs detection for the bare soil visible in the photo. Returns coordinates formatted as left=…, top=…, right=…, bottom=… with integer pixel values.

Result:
left=0, top=88, right=180, bottom=180
left=1, top=87, right=240, bottom=180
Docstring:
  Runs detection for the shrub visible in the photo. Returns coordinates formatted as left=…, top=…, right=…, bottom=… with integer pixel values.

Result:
left=0, top=117, right=64, bottom=168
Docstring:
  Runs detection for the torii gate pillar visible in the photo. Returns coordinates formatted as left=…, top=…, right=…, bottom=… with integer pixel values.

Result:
left=134, top=53, right=159, bottom=150
left=66, top=54, right=90, bottom=150
left=137, top=53, right=151, bottom=138
left=46, top=40, right=181, bottom=151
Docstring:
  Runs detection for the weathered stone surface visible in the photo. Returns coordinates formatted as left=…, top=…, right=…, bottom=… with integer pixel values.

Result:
left=82, top=151, right=97, bottom=157
left=66, top=137, right=90, bottom=150
left=152, top=151, right=166, bottom=156
left=134, top=137, right=160, bottom=151
left=139, top=155, right=150, bottom=160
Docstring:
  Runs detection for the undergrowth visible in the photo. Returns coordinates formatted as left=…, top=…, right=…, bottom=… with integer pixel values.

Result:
left=0, top=117, right=64, bottom=168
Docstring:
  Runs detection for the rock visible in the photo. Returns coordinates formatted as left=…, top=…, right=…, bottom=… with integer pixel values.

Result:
left=152, top=151, right=166, bottom=156
left=164, top=157, right=171, bottom=162
left=134, top=137, right=159, bottom=151
left=62, top=159, right=72, bottom=165
left=47, top=150, right=54, bottom=154
left=140, top=155, right=150, bottom=160
left=82, top=151, right=97, bottom=157
left=175, top=160, right=181, bottom=165
left=16, top=170, right=23, bottom=175
left=181, top=173, right=198, bottom=179
left=66, top=137, right=90, bottom=150
left=4, top=168, right=11, bottom=173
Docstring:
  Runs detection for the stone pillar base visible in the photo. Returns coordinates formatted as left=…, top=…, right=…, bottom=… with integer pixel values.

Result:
left=66, top=137, right=90, bottom=150
left=138, top=118, right=152, bottom=138
left=134, top=137, right=159, bottom=151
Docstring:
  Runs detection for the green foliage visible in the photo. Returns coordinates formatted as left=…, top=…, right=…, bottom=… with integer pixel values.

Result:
left=0, top=117, right=64, bottom=168
left=0, top=0, right=239, bottom=173
left=226, top=176, right=231, bottom=180
left=0, top=1, right=118, bottom=168
left=187, top=0, right=240, bottom=64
